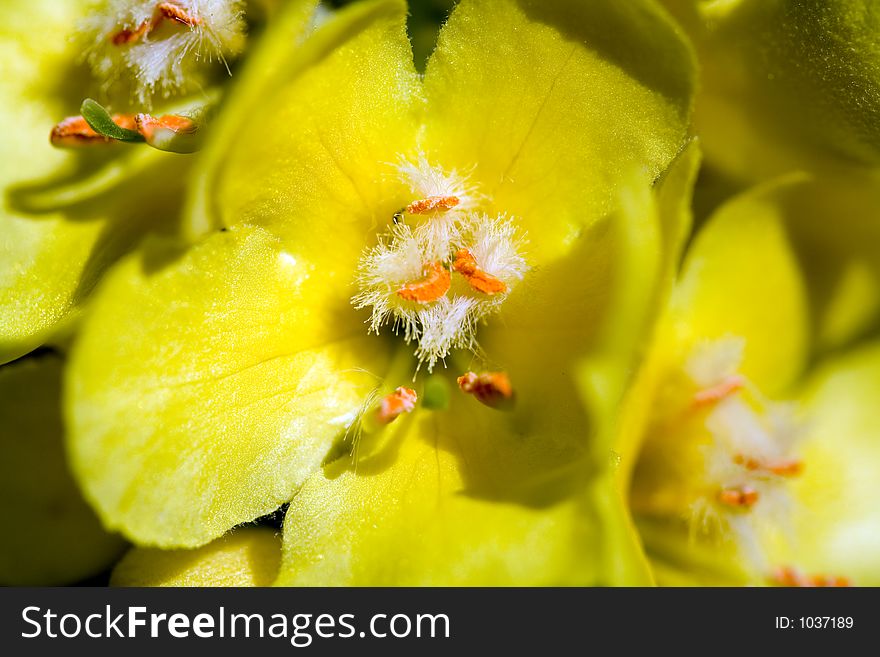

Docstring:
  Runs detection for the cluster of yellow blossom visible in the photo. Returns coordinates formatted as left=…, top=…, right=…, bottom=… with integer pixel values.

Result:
left=2, top=0, right=879, bottom=587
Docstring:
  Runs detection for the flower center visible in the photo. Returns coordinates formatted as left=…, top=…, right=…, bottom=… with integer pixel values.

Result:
left=632, top=338, right=807, bottom=569
left=683, top=338, right=804, bottom=565
left=352, top=155, right=528, bottom=372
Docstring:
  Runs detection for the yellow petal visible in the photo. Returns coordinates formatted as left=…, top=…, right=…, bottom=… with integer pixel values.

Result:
left=771, top=342, right=880, bottom=585
left=614, top=142, right=701, bottom=481
left=278, top=398, right=650, bottom=586
left=111, top=528, right=281, bottom=587
left=749, top=172, right=880, bottom=353
left=0, top=356, right=125, bottom=585
left=669, top=177, right=811, bottom=394
left=66, top=225, right=390, bottom=547
left=635, top=516, right=751, bottom=587
left=187, top=0, right=423, bottom=247
left=422, top=0, right=696, bottom=260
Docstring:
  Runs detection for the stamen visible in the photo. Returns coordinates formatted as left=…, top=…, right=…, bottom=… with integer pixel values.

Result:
left=157, top=2, right=202, bottom=27
left=733, top=454, right=804, bottom=477
left=110, top=2, right=202, bottom=46
left=50, top=114, right=137, bottom=147
left=452, top=249, right=508, bottom=295
left=691, top=374, right=745, bottom=409
left=135, top=112, right=194, bottom=138
left=770, top=566, right=851, bottom=587
left=396, top=154, right=481, bottom=213
left=112, top=21, right=152, bottom=45
left=457, top=371, right=515, bottom=410
left=396, top=262, right=451, bottom=304
left=717, top=486, right=760, bottom=508
left=375, top=387, right=417, bottom=425
left=406, top=195, right=460, bottom=215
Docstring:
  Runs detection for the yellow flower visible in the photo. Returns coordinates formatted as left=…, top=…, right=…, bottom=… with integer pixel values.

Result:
left=623, top=174, right=880, bottom=585
left=66, top=0, right=697, bottom=584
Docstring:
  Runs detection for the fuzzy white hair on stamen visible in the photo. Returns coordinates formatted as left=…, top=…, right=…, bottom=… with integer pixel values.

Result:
left=685, top=336, right=745, bottom=388
left=80, top=0, right=246, bottom=105
left=684, top=337, right=806, bottom=569
left=395, top=153, right=483, bottom=213
left=707, top=396, right=777, bottom=461
left=465, top=214, right=528, bottom=286
left=353, top=157, right=529, bottom=370
left=412, top=212, right=460, bottom=263
left=352, top=224, right=426, bottom=339
left=413, top=296, right=478, bottom=371
left=764, top=402, right=804, bottom=455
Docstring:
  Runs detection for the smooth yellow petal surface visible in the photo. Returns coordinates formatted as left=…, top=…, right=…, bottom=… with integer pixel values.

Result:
left=67, top=225, right=390, bottom=547
left=111, top=528, right=281, bottom=587
left=0, top=0, right=189, bottom=364
left=635, top=516, right=751, bottom=587
left=669, top=179, right=811, bottom=395
left=0, top=356, right=125, bottom=585
left=186, top=0, right=318, bottom=236
left=189, top=0, right=423, bottom=249
left=771, top=342, right=880, bottom=585
left=614, top=142, right=701, bottom=482
left=751, top=173, right=880, bottom=353
left=423, top=0, right=695, bottom=263
left=278, top=402, right=645, bottom=586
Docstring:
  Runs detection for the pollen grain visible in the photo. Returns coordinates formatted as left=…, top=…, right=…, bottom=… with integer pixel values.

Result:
left=396, top=262, right=451, bottom=304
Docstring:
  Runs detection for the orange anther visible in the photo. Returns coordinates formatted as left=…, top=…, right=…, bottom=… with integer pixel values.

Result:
left=135, top=113, right=197, bottom=141
left=376, top=387, right=417, bottom=425
left=111, top=20, right=152, bottom=45
left=734, top=454, right=803, bottom=477
left=452, top=249, right=507, bottom=295
left=767, top=459, right=804, bottom=477
left=770, top=566, right=851, bottom=587
left=717, top=486, right=759, bottom=508
left=457, top=371, right=515, bottom=410
left=405, top=195, right=460, bottom=214
left=452, top=249, right=478, bottom=276
left=50, top=114, right=138, bottom=147
left=809, top=574, right=852, bottom=587
left=157, top=1, right=202, bottom=27
left=692, top=374, right=745, bottom=408
left=111, top=2, right=201, bottom=46
left=770, top=566, right=802, bottom=587
left=396, top=262, right=451, bottom=303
